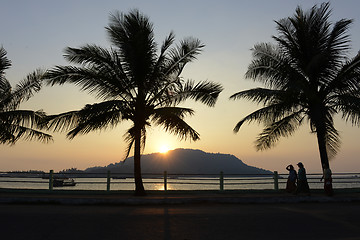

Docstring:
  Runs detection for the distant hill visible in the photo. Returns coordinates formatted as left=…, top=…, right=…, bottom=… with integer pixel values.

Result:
left=85, top=148, right=272, bottom=175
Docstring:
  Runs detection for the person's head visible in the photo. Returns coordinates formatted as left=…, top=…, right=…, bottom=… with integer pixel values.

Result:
left=287, top=164, right=294, bottom=170
left=297, top=162, right=304, bottom=168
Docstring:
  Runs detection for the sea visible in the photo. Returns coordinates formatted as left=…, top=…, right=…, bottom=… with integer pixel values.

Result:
left=1, top=174, right=360, bottom=191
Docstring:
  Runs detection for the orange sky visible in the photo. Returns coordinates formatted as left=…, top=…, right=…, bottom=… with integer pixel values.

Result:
left=1, top=0, right=360, bottom=173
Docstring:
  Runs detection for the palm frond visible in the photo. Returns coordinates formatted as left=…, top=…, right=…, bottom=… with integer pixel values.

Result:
left=123, top=125, right=147, bottom=161
left=45, top=101, right=127, bottom=139
left=328, top=53, right=360, bottom=94
left=0, top=109, right=49, bottom=129
left=45, top=66, right=135, bottom=102
left=106, top=9, right=155, bottom=49
left=170, top=80, right=223, bottom=107
left=245, top=43, right=304, bottom=89
left=0, top=47, right=11, bottom=74
left=0, top=124, right=15, bottom=143
left=164, top=37, right=204, bottom=77
left=123, top=126, right=136, bottom=160
left=45, top=111, right=81, bottom=133
left=147, top=32, right=176, bottom=92
left=336, top=94, right=360, bottom=126
left=146, top=37, right=207, bottom=106
left=230, top=88, right=283, bottom=105
left=326, top=18, right=353, bottom=57
left=160, top=32, right=176, bottom=56
left=151, top=107, right=200, bottom=141
left=324, top=123, right=341, bottom=159
left=152, top=31, right=176, bottom=74
left=10, top=69, right=44, bottom=107
left=64, top=45, right=114, bottom=66
left=106, top=9, right=157, bottom=82
left=309, top=108, right=341, bottom=159
left=255, top=112, right=303, bottom=151
left=0, top=77, right=12, bottom=110
left=64, top=45, right=132, bottom=88
left=233, top=102, right=304, bottom=133
left=46, top=101, right=126, bottom=136
left=0, top=122, right=52, bottom=145
left=66, top=101, right=127, bottom=139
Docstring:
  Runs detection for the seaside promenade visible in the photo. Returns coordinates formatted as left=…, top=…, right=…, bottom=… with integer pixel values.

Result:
left=1, top=190, right=360, bottom=239
left=1, top=189, right=360, bottom=204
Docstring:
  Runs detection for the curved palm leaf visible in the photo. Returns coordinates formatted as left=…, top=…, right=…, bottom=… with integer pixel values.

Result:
left=336, top=94, right=360, bottom=125
left=151, top=107, right=200, bottom=141
left=0, top=110, right=52, bottom=144
left=230, top=88, right=283, bottom=105
left=10, top=69, right=44, bottom=108
left=0, top=47, right=11, bottom=74
left=256, top=111, right=303, bottom=150
left=170, top=80, right=223, bottom=107
left=46, top=100, right=128, bottom=139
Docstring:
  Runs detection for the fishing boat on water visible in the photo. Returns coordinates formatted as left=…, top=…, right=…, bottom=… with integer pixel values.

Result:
left=53, top=178, right=76, bottom=187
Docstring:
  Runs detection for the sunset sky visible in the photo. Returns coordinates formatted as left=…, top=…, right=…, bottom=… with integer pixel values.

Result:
left=1, top=0, right=360, bottom=173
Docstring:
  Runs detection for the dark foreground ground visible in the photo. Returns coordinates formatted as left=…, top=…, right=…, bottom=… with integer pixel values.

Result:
left=1, top=202, right=360, bottom=240
left=1, top=190, right=360, bottom=240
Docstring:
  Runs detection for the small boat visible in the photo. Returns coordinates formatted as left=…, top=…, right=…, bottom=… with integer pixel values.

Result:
left=53, top=178, right=76, bottom=187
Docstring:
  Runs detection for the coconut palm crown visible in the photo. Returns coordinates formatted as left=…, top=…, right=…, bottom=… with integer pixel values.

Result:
left=44, top=10, right=223, bottom=195
left=0, top=47, right=52, bottom=144
left=230, top=2, right=360, bottom=170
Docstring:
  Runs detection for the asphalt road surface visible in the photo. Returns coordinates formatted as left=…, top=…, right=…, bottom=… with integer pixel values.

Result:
left=1, top=202, right=360, bottom=240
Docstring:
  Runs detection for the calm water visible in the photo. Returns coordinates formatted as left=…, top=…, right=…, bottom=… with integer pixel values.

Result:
left=1, top=176, right=359, bottom=191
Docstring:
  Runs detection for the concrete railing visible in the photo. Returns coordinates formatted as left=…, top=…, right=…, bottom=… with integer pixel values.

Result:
left=1, top=170, right=360, bottom=191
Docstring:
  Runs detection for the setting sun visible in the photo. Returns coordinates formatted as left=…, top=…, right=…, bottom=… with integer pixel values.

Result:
left=159, top=145, right=170, bottom=154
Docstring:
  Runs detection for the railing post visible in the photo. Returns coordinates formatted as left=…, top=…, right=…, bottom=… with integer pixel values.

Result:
left=164, top=171, right=167, bottom=192
left=49, top=170, right=53, bottom=191
left=106, top=170, right=111, bottom=192
left=273, top=171, right=279, bottom=191
left=220, top=171, right=224, bottom=191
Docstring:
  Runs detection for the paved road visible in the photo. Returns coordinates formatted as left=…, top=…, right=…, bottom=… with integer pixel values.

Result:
left=1, top=202, right=360, bottom=240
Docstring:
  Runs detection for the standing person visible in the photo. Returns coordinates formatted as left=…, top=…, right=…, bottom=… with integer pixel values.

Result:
left=321, top=164, right=333, bottom=196
left=285, top=165, right=297, bottom=193
left=295, top=162, right=310, bottom=195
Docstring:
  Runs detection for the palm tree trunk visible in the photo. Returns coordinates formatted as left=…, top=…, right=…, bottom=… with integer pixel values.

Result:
left=315, top=122, right=330, bottom=170
left=134, top=126, right=146, bottom=196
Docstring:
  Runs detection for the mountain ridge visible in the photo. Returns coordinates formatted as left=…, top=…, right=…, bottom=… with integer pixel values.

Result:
left=85, top=148, right=272, bottom=175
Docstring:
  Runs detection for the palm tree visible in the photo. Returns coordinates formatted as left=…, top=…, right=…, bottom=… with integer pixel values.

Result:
left=44, top=10, right=223, bottom=195
left=230, top=2, right=360, bottom=170
left=0, top=47, right=52, bottom=144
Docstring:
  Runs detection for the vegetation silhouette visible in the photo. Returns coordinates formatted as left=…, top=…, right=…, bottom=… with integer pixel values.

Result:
left=231, top=2, right=360, bottom=171
left=0, top=47, right=52, bottom=144
left=85, top=148, right=272, bottom=175
left=43, top=10, right=223, bottom=196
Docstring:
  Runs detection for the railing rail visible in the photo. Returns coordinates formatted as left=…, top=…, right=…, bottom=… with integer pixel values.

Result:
left=1, top=170, right=360, bottom=191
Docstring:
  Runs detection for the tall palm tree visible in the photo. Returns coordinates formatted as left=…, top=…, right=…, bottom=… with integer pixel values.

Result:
left=44, top=10, right=223, bottom=195
left=0, top=47, right=52, bottom=144
left=230, top=3, right=360, bottom=170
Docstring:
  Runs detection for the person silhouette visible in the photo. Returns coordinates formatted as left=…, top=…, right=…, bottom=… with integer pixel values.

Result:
left=295, top=162, right=310, bottom=195
left=285, top=164, right=297, bottom=193
left=321, top=164, right=333, bottom=196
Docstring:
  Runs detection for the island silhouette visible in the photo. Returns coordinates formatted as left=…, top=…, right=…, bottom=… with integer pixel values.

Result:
left=84, top=148, right=272, bottom=175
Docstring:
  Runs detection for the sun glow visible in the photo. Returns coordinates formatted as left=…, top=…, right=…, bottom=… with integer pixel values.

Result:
left=159, top=145, right=170, bottom=154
